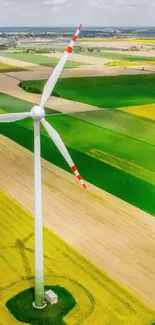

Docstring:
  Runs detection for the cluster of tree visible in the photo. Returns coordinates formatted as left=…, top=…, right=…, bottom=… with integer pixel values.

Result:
left=24, top=48, right=56, bottom=54
left=87, top=47, right=101, bottom=52
left=74, top=46, right=101, bottom=53
left=0, top=44, right=8, bottom=50
left=0, top=40, right=17, bottom=50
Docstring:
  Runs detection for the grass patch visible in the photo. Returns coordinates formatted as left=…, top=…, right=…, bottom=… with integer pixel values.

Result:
left=0, top=108, right=7, bottom=114
left=20, top=74, right=155, bottom=108
left=71, top=109, right=155, bottom=146
left=0, top=52, right=84, bottom=69
left=0, top=92, right=58, bottom=115
left=81, top=50, right=155, bottom=63
left=6, top=285, right=75, bottom=325
left=0, top=62, right=26, bottom=73
left=0, top=189, right=155, bottom=325
left=1, top=114, right=155, bottom=215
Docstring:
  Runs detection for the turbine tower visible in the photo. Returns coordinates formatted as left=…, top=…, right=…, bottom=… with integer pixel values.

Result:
left=0, top=24, right=85, bottom=309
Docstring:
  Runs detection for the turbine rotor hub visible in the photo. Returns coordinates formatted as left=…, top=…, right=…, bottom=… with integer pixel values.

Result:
left=31, top=106, right=45, bottom=121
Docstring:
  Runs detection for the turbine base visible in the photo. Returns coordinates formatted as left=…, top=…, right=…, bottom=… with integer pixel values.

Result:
left=32, top=301, right=47, bottom=309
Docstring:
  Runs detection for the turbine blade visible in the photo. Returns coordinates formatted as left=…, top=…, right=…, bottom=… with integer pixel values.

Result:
left=0, top=112, right=32, bottom=122
left=40, top=24, right=82, bottom=109
left=41, top=118, right=86, bottom=189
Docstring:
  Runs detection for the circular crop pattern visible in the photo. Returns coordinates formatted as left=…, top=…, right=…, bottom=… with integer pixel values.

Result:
left=6, top=285, right=76, bottom=325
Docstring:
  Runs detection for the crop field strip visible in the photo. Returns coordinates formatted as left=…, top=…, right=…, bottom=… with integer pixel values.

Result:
left=20, top=74, right=155, bottom=109
left=1, top=189, right=155, bottom=325
left=1, top=135, right=155, bottom=310
left=79, top=38, right=155, bottom=43
left=0, top=62, right=26, bottom=73
left=0, top=92, right=58, bottom=115
left=105, top=61, right=141, bottom=67
left=1, top=109, right=155, bottom=215
left=1, top=73, right=155, bottom=214
left=0, top=52, right=85, bottom=69
left=118, top=103, right=155, bottom=120
left=80, top=50, right=155, bottom=63
left=70, top=109, right=155, bottom=146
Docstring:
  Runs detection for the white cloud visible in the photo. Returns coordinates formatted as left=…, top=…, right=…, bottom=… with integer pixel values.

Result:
left=89, top=0, right=98, bottom=7
left=28, top=12, right=40, bottom=16
left=0, top=0, right=155, bottom=26
left=52, top=6, right=60, bottom=11
left=44, top=0, right=65, bottom=5
left=114, top=0, right=153, bottom=6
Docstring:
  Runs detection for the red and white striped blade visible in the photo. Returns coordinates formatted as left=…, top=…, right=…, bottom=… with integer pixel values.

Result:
left=40, top=24, right=82, bottom=110
left=41, top=118, right=86, bottom=189
left=71, top=165, right=86, bottom=189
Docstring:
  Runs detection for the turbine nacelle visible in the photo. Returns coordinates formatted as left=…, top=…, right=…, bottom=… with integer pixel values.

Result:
left=31, top=106, right=45, bottom=121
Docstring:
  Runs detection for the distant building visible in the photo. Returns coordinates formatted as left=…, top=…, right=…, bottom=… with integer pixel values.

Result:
left=28, top=49, right=35, bottom=54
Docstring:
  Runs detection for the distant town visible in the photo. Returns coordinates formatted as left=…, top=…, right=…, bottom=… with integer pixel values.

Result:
left=0, top=27, right=155, bottom=50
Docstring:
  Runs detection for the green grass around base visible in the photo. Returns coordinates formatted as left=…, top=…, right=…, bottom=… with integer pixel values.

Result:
left=1, top=114, right=155, bottom=215
left=71, top=109, right=155, bottom=146
left=0, top=52, right=84, bottom=69
left=6, top=286, right=75, bottom=325
left=0, top=93, right=58, bottom=115
left=0, top=62, right=26, bottom=73
left=20, top=74, right=155, bottom=108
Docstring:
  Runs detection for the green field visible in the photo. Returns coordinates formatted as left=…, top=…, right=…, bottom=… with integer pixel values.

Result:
left=81, top=50, right=155, bottom=62
left=20, top=74, right=155, bottom=108
left=0, top=62, right=26, bottom=73
left=0, top=52, right=84, bottom=69
left=1, top=103, right=155, bottom=215
left=71, top=109, right=155, bottom=146
left=1, top=190, right=154, bottom=325
left=0, top=92, right=57, bottom=115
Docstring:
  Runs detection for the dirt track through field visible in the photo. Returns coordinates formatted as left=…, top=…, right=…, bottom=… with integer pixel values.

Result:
left=0, top=55, right=38, bottom=69
left=78, top=40, right=150, bottom=48
left=7, top=64, right=150, bottom=80
left=104, top=49, right=155, bottom=57
left=0, top=65, right=149, bottom=116
left=0, top=135, right=155, bottom=309
left=41, top=52, right=115, bottom=65
left=0, top=74, right=101, bottom=114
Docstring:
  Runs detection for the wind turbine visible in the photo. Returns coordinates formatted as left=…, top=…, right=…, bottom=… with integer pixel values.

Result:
left=0, top=24, right=86, bottom=309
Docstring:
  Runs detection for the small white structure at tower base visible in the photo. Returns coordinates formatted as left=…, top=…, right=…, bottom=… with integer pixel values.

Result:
left=45, top=290, right=58, bottom=305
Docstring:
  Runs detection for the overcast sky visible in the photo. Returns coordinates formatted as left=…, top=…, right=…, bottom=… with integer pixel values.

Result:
left=0, top=0, right=155, bottom=27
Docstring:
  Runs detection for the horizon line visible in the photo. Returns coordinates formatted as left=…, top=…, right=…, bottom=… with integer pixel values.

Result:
left=0, top=25, right=155, bottom=28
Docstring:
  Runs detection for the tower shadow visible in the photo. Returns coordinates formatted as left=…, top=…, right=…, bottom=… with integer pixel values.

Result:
left=15, top=233, right=34, bottom=280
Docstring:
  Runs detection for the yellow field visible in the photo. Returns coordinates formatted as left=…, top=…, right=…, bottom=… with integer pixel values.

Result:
left=118, top=103, right=155, bottom=120
left=79, top=38, right=155, bottom=43
left=105, top=61, right=141, bottom=67
left=132, top=39, right=155, bottom=44
left=0, top=190, right=155, bottom=325
left=0, top=62, right=25, bottom=72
